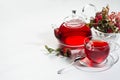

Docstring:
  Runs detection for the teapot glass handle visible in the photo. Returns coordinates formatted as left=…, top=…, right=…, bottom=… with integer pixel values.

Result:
left=82, top=4, right=98, bottom=23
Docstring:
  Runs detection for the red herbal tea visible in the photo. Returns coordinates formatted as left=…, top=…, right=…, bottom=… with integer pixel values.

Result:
left=54, top=20, right=92, bottom=46
left=84, top=38, right=110, bottom=64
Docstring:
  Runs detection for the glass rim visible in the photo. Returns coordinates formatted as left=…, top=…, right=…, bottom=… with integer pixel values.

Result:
left=93, top=27, right=120, bottom=34
left=84, top=36, right=110, bottom=48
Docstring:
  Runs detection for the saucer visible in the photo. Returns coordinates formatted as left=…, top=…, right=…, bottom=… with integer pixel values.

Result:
left=74, top=54, right=115, bottom=72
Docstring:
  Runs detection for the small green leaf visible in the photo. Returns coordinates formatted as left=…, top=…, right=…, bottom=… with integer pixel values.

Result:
left=55, top=48, right=61, bottom=52
left=44, top=45, right=71, bottom=57
left=45, top=45, right=55, bottom=53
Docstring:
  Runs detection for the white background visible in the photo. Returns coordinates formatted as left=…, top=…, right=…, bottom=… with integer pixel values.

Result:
left=0, top=0, right=120, bottom=80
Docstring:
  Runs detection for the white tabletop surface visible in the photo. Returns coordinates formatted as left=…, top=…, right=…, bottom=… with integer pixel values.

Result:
left=0, top=0, right=120, bottom=80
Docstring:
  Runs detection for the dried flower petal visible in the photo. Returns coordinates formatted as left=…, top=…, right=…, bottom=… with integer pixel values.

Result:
left=89, top=5, right=120, bottom=33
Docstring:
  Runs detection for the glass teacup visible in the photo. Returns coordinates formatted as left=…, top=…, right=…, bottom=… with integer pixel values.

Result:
left=74, top=36, right=119, bottom=72
left=84, top=36, right=110, bottom=64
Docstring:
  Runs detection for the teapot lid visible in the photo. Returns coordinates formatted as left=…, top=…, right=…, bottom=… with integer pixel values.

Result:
left=63, top=10, right=85, bottom=27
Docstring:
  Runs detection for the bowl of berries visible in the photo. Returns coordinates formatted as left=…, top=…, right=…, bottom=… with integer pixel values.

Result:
left=89, top=5, right=120, bottom=41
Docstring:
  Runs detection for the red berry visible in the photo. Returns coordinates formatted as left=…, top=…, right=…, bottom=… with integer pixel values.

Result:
left=108, top=29, right=113, bottom=33
left=59, top=46, right=71, bottom=57
left=95, top=17, right=99, bottom=23
left=54, top=28, right=61, bottom=39
left=96, top=12, right=102, bottom=20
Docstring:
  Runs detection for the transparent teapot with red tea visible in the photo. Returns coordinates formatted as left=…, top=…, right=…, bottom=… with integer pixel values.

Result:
left=54, top=10, right=92, bottom=46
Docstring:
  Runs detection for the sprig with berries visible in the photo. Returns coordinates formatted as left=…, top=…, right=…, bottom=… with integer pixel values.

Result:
left=89, top=5, right=120, bottom=33
left=45, top=45, right=71, bottom=57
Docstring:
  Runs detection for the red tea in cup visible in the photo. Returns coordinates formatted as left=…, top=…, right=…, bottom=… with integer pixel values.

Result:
left=84, top=37, right=110, bottom=64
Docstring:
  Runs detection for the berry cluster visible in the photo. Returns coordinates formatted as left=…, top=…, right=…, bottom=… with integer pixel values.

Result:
left=89, top=5, right=120, bottom=33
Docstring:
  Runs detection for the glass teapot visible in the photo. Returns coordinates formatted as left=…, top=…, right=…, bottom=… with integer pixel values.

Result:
left=54, top=4, right=97, bottom=46
left=53, top=4, right=98, bottom=57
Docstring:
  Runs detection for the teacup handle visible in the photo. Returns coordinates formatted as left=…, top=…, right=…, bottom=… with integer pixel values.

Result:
left=82, top=4, right=98, bottom=23
left=109, top=42, right=120, bottom=64
left=109, top=41, right=120, bottom=53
